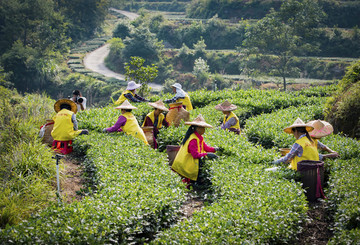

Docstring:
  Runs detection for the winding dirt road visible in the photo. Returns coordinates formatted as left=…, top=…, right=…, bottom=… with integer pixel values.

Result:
left=84, top=9, right=162, bottom=91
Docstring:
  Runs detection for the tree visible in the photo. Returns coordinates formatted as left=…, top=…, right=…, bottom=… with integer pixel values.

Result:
left=243, top=0, right=325, bottom=90
left=124, top=57, right=158, bottom=97
left=122, top=26, right=164, bottom=65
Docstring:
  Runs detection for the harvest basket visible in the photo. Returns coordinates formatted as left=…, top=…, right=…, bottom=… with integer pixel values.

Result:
left=166, top=102, right=190, bottom=127
left=42, top=119, right=54, bottom=145
left=297, top=160, right=325, bottom=202
left=166, top=145, right=180, bottom=166
left=142, top=126, right=154, bottom=148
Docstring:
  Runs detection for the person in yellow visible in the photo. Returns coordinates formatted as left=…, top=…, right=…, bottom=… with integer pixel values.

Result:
left=307, top=119, right=339, bottom=160
left=172, top=115, right=219, bottom=188
left=103, top=100, right=148, bottom=145
left=273, top=118, right=318, bottom=170
left=51, top=99, right=89, bottom=142
left=164, top=83, right=193, bottom=111
left=215, top=100, right=241, bottom=135
left=114, top=81, right=149, bottom=105
left=142, top=100, right=169, bottom=149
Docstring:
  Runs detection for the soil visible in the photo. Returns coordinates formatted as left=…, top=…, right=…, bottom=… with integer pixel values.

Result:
left=60, top=156, right=84, bottom=203
left=179, top=192, right=205, bottom=218
left=297, top=200, right=333, bottom=245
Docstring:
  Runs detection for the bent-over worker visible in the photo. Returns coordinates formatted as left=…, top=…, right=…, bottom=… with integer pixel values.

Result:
left=103, top=100, right=148, bottom=145
left=51, top=99, right=89, bottom=142
left=172, top=115, right=219, bottom=188
left=115, top=81, right=149, bottom=105
left=142, top=100, right=169, bottom=148
left=273, top=118, right=318, bottom=170
left=215, top=100, right=241, bottom=135
left=164, top=83, right=193, bottom=111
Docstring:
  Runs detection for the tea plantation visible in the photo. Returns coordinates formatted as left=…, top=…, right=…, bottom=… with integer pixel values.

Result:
left=1, top=86, right=359, bottom=244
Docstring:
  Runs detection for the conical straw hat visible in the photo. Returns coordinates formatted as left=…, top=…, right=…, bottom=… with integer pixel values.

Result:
left=115, top=100, right=137, bottom=110
left=215, top=100, right=237, bottom=111
left=284, top=118, right=314, bottom=134
left=54, top=99, right=77, bottom=113
left=148, top=100, right=169, bottom=112
left=185, top=114, right=213, bottom=128
left=307, top=120, right=333, bottom=138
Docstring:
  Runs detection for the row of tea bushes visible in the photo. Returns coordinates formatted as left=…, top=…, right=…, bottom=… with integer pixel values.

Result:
left=245, top=104, right=325, bottom=149
left=327, top=158, right=360, bottom=244
left=154, top=130, right=308, bottom=243
left=0, top=133, right=186, bottom=244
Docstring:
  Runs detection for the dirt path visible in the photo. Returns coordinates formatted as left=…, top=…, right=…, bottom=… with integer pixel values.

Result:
left=297, top=201, right=332, bottom=244
left=60, top=157, right=84, bottom=203
left=83, top=8, right=163, bottom=92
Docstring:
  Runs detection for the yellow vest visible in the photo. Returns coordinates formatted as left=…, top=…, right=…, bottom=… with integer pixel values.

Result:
left=142, top=110, right=165, bottom=129
left=289, top=136, right=319, bottom=170
left=115, top=90, right=134, bottom=105
left=223, top=112, right=241, bottom=132
left=122, top=112, right=148, bottom=145
left=51, top=109, right=82, bottom=141
left=177, top=94, right=193, bottom=111
left=172, top=133, right=205, bottom=181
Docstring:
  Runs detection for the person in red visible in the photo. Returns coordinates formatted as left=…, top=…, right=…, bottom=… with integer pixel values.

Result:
left=172, top=115, right=219, bottom=189
left=142, top=100, right=169, bottom=149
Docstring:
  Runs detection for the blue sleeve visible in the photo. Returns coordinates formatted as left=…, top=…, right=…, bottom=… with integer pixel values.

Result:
left=72, top=114, right=78, bottom=130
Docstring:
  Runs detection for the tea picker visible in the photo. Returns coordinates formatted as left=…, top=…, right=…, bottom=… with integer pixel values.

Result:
left=52, top=154, right=64, bottom=203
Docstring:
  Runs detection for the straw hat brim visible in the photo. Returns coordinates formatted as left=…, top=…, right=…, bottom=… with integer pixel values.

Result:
left=284, top=124, right=314, bottom=134
left=115, top=104, right=137, bottom=110
left=148, top=102, right=169, bottom=112
left=185, top=121, right=213, bottom=128
left=214, top=104, right=237, bottom=111
left=54, top=99, right=77, bottom=113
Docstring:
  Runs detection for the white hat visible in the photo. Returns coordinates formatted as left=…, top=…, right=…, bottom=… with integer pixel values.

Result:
left=126, top=81, right=141, bottom=91
left=171, top=83, right=182, bottom=90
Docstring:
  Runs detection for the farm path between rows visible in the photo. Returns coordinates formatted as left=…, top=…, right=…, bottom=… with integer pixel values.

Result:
left=83, top=8, right=163, bottom=91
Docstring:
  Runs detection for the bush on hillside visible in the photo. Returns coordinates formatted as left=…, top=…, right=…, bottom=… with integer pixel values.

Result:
left=325, top=61, right=360, bottom=138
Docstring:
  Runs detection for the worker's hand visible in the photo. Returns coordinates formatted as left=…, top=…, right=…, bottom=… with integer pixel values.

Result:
left=102, top=128, right=108, bottom=133
left=80, top=129, right=89, bottom=135
left=214, top=147, right=223, bottom=152
left=206, top=153, right=218, bottom=160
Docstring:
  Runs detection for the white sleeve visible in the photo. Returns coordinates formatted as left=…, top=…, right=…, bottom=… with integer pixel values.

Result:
left=81, top=97, right=87, bottom=110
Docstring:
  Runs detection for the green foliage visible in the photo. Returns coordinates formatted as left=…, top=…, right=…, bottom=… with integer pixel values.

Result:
left=1, top=132, right=186, bottom=244
left=0, top=87, right=56, bottom=227
left=124, top=56, right=158, bottom=97
left=327, top=158, right=360, bottom=243
left=113, top=20, right=132, bottom=39
left=325, top=61, right=360, bottom=138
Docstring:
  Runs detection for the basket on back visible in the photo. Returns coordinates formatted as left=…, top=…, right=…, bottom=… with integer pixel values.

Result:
left=166, top=102, right=190, bottom=127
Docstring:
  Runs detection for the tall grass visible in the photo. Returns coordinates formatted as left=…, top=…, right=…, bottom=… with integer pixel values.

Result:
left=0, top=86, right=56, bottom=228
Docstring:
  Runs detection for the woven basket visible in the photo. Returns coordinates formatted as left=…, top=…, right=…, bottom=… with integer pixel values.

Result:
left=42, top=119, right=54, bottom=145
left=166, top=145, right=180, bottom=166
left=166, top=102, right=190, bottom=127
left=142, top=126, right=154, bottom=148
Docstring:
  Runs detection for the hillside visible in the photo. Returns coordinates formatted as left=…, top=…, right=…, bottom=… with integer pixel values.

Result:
left=1, top=85, right=360, bottom=243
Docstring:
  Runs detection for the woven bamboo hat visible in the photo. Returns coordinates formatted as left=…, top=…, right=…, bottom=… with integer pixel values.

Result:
left=284, top=118, right=314, bottom=134
left=215, top=100, right=237, bottom=111
left=185, top=114, right=213, bottom=128
left=54, top=99, right=77, bottom=113
left=148, top=100, right=169, bottom=112
left=115, top=100, right=137, bottom=110
left=307, top=120, right=333, bottom=138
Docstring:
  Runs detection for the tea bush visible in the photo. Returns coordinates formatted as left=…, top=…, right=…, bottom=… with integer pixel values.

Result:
left=327, top=158, right=360, bottom=244
left=154, top=130, right=308, bottom=244
left=0, top=133, right=186, bottom=244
